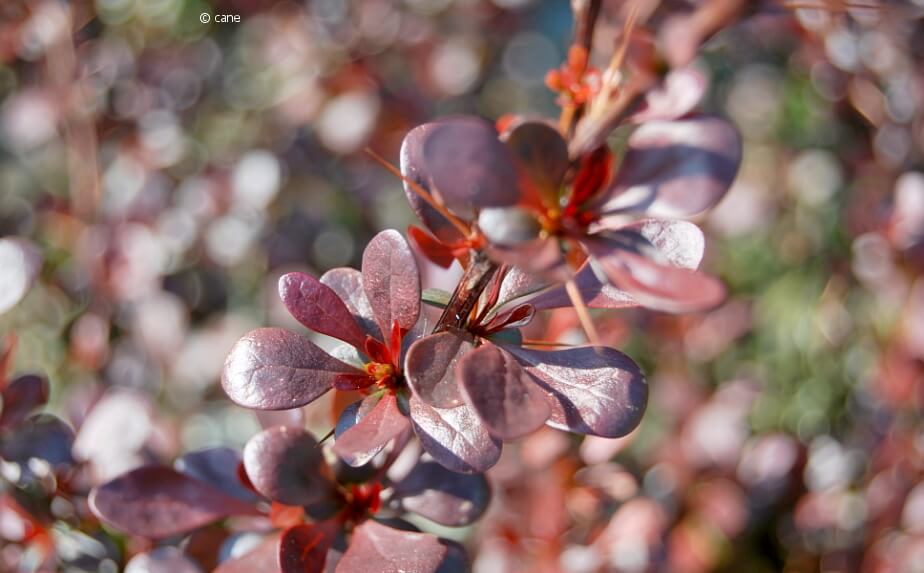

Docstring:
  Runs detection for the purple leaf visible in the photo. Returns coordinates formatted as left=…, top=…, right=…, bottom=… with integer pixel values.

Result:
left=405, top=332, right=472, bottom=409
left=333, top=393, right=410, bottom=467
left=335, top=520, right=448, bottom=573
left=89, top=466, right=257, bottom=538
left=584, top=237, right=726, bottom=313
left=279, top=272, right=369, bottom=350
left=457, top=345, right=550, bottom=440
left=361, top=230, right=421, bottom=338
left=409, top=397, right=502, bottom=474
left=222, top=328, right=362, bottom=410
left=0, top=237, right=42, bottom=315
left=0, top=414, right=74, bottom=472
left=486, top=237, right=564, bottom=276
left=593, top=219, right=705, bottom=270
left=503, top=120, right=569, bottom=206
left=0, top=374, right=49, bottom=430
left=629, top=67, right=707, bottom=124
left=592, top=116, right=742, bottom=218
left=125, top=547, right=203, bottom=573
left=477, top=207, right=541, bottom=247
left=214, top=535, right=281, bottom=573
left=503, top=345, right=647, bottom=438
left=522, top=260, right=637, bottom=311
left=242, top=426, right=332, bottom=505
left=495, top=266, right=550, bottom=308
left=176, top=447, right=258, bottom=503
left=320, top=268, right=379, bottom=338
left=394, top=461, right=490, bottom=527
left=279, top=523, right=333, bottom=573
left=400, top=117, right=518, bottom=222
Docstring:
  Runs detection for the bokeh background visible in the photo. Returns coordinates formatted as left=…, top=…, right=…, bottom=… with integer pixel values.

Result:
left=1, top=0, right=924, bottom=571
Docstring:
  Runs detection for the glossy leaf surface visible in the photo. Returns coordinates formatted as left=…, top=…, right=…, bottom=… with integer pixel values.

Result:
left=394, top=461, right=490, bottom=526
left=361, top=230, right=421, bottom=339
left=409, top=398, right=502, bottom=474
left=243, top=427, right=331, bottom=505
left=279, top=272, right=368, bottom=349
left=335, top=520, right=447, bottom=573
left=333, top=393, right=410, bottom=467
left=593, top=116, right=742, bottom=218
left=457, top=345, right=550, bottom=440
left=405, top=332, right=471, bottom=408
left=279, top=523, right=333, bottom=573
left=319, top=268, right=379, bottom=338
left=503, top=345, right=647, bottom=438
left=222, top=328, right=361, bottom=410
left=89, top=466, right=256, bottom=538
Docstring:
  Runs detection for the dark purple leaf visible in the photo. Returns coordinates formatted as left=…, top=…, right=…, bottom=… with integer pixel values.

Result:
left=242, top=426, right=331, bottom=505
left=503, top=119, right=569, bottom=206
left=503, top=345, right=647, bottom=438
left=125, top=547, right=202, bottom=573
left=175, top=448, right=258, bottom=503
left=584, top=237, right=725, bottom=313
left=279, top=272, right=369, bottom=350
left=319, top=268, right=379, bottom=338
left=361, top=230, right=421, bottom=339
left=409, top=397, right=502, bottom=474
left=435, top=540, right=470, bottom=573
left=0, top=414, right=74, bottom=472
left=457, top=345, right=550, bottom=440
left=222, top=328, right=362, bottom=410
left=89, top=466, right=258, bottom=538
left=335, top=520, right=448, bottom=573
left=215, top=535, right=281, bottom=573
left=394, top=461, right=490, bottom=526
left=400, top=117, right=518, bottom=223
left=333, top=393, right=410, bottom=467
left=0, top=237, right=42, bottom=315
left=0, top=374, right=49, bottom=430
left=592, top=116, right=742, bottom=218
left=279, top=523, right=333, bottom=573
left=405, top=332, right=471, bottom=409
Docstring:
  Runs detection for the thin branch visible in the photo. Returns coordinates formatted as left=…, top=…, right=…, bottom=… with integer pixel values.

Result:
left=565, top=277, right=602, bottom=347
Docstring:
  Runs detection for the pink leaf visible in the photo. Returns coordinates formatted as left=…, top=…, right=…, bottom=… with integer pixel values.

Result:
left=503, top=345, right=647, bottom=438
left=214, top=535, right=281, bottom=573
left=335, top=520, right=448, bottom=573
left=333, top=393, right=411, bottom=467
left=279, top=272, right=369, bottom=350
left=361, top=230, right=421, bottom=339
left=405, top=332, right=472, bottom=409
left=222, top=328, right=362, bottom=410
left=457, top=345, right=550, bottom=440
left=409, top=397, right=502, bottom=474
left=319, top=268, right=379, bottom=338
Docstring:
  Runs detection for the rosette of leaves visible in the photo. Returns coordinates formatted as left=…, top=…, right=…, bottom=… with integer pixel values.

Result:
left=399, top=106, right=741, bottom=313
left=88, top=426, right=485, bottom=572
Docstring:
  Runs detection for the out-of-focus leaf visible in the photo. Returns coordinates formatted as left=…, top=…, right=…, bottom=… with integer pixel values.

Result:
left=319, top=268, right=379, bottom=339
left=457, top=345, right=550, bottom=440
left=333, top=393, right=410, bottom=467
left=334, top=520, right=448, bottom=573
left=592, top=219, right=705, bottom=270
left=89, top=467, right=257, bottom=538
left=256, top=409, right=305, bottom=430
left=405, top=332, right=471, bottom=408
left=0, top=414, right=74, bottom=472
left=243, top=427, right=331, bottom=506
left=421, top=288, right=452, bottom=309
left=279, top=272, right=369, bottom=350
left=279, top=523, right=333, bottom=573
left=0, top=374, right=49, bottom=430
left=409, top=227, right=456, bottom=269
left=401, top=117, right=518, bottom=224
left=222, top=328, right=362, bottom=410
left=176, top=448, right=258, bottom=503
left=214, top=535, right=281, bottom=573
left=361, top=230, right=421, bottom=338
left=409, top=397, right=502, bottom=474
left=584, top=236, right=725, bottom=313
left=592, top=116, right=742, bottom=218
left=394, top=460, right=490, bottom=526
left=478, top=207, right=541, bottom=247
left=628, top=67, right=707, bottom=123
left=435, top=539, right=470, bottom=573
left=503, top=345, right=647, bottom=438
left=503, top=120, right=569, bottom=208
left=0, top=238, right=42, bottom=316
left=125, top=547, right=202, bottom=573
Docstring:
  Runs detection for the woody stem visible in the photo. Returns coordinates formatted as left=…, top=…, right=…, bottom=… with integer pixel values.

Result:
left=433, top=250, right=499, bottom=334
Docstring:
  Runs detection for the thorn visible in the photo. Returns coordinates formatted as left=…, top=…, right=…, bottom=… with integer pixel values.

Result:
left=317, top=426, right=336, bottom=446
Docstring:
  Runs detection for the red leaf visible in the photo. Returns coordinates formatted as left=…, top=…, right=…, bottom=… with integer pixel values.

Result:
left=222, top=328, right=363, bottom=410
left=89, top=466, right=258, bottom=538
left=569, top=146, right=613, bottom=210
left=408, top=226, right=455, bottom=268
left=279, top=523, right=334, bottom=573
left=457, top=345, right=550, bottom=440
left=335, top=520, right=448, bottom=573
left=319, top=268, right=379, bottom=338
left=503, top=120, right=569, bottom=209
left=243, top=427, right=333, bottom=506
left=361, top=230, right=421, bottom=340
left=333, top=393, right=410, bottom=467
left=405, top=332, right=472, bottom=409
left=279, top=272, right=369, bottom=350
left=503, top=345, right=647, bottom=438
